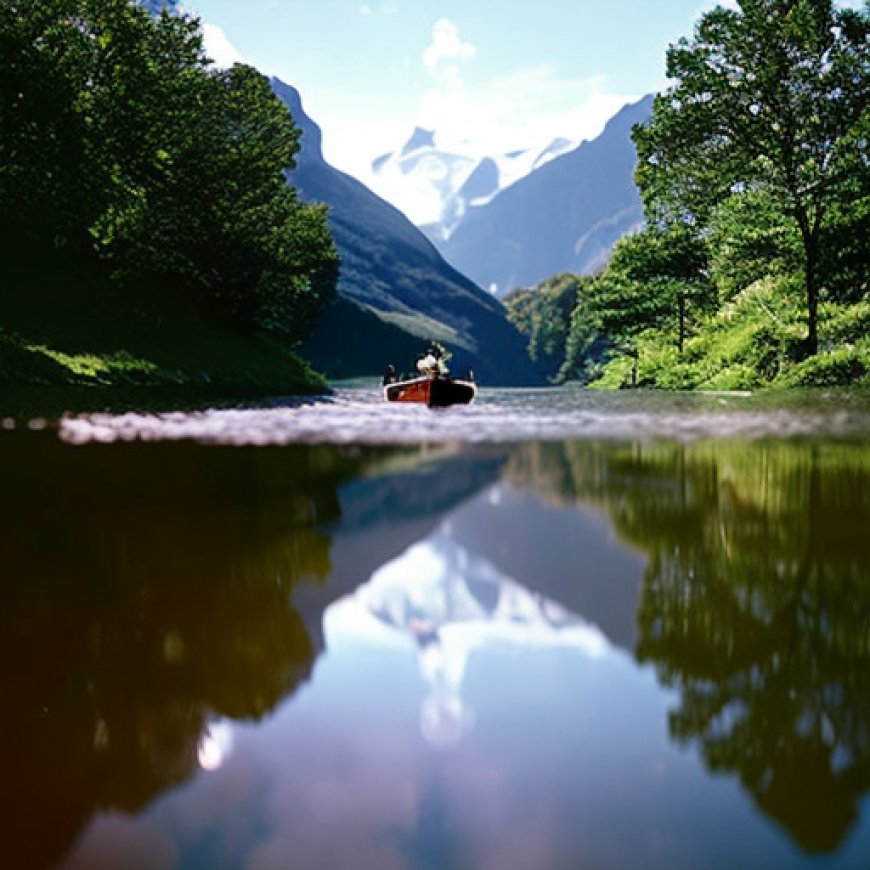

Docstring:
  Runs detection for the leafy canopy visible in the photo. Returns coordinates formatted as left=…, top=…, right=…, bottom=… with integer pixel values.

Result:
left=633, top=0, right=870, bottom=354
left=0, top=0, right=337, bottom=341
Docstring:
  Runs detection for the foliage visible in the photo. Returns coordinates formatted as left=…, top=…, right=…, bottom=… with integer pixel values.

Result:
left=708, top=189, right=803, bottom=298
left=522, top=1, right=868, bottom=391
left=593, top=225, right=713, bottom=353
left=557, top=277, right=609, bottom=384
left=777, top=346, right=869, bottom=387
left=0, top=255, right=327, bottom=393
left=593, top=276, right=810, bottom=390
left=504, top=273, right=580, bottom=380
left=0, top=0, right=337, bottom=345
left=506, top=438, right=870, bottom=852
left=818, top=179, right=870, bottom=305
left=633, top=0, right=870, bottom=355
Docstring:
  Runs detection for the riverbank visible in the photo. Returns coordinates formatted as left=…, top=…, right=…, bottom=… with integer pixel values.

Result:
left=0, top=255, right=328, bottom=411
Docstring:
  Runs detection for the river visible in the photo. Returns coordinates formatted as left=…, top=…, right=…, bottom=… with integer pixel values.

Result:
left=2, top=385, right=870, bottom=869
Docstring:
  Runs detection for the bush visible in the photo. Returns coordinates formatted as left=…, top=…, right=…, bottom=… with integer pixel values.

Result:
left=680, top=277, right=804, bottom=389
left=819, top=301, right=870, bottom=349
left=776, top=346, right=869, bottom=387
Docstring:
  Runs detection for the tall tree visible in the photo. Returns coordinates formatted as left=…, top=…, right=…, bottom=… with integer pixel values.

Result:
left=634, top=0, right=870, bottom=355
left=0, top=0, right=337, bottom=340
left=581, top=226, right=712, bottom=369
left=608, top=225, right=712, bottom=352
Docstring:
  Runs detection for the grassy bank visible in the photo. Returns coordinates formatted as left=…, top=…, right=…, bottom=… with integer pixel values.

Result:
left=0, top=254, right=327, bottom=412
left=589, top=279, right=870, bottom=392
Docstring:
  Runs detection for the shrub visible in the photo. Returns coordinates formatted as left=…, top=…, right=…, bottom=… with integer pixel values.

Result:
left=776, top=346, right=869, bottom=387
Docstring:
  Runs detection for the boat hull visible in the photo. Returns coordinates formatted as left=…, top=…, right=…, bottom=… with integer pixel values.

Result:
left=383, top=376, right=476, bottom=407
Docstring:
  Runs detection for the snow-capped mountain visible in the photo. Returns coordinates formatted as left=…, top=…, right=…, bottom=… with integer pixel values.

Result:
left=368, top=130, right=578, bottom=242
left=438, top=95, right=653, bottom=297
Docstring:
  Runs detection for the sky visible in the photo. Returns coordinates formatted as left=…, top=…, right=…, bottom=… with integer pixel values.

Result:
left=182, top=0, right=862, bottom=191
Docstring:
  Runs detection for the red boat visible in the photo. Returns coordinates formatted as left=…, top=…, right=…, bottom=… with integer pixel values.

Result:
left=383, top=375, right=477, bottom=407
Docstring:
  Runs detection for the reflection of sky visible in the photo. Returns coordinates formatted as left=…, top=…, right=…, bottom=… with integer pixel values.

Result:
left=60, top=484, right=870, bottom=870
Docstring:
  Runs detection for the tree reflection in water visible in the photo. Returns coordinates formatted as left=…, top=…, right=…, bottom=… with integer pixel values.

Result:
left=4, top=432, right=870, bottom=865
left=509, top=440, right=870, bottom=853
left=0, top=436, right=369, bottom=870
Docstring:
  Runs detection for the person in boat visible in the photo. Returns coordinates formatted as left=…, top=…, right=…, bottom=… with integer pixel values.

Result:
left=416, top=342, right=450, bottom=379
left=382, top=363, right=397, bottom=386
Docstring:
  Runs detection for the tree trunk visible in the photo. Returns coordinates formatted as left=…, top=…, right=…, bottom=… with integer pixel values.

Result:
left=796, top=207, right=820, bottom=358
left=804, top=238, right=819, bottom=357
left=678, top=292, right=686, bottom=353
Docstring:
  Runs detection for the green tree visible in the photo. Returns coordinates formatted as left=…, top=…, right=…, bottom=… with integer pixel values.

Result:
left=608, top=225, right=712, bottom=352
left=634, top=0, right=870, bottom=356
left=708, top=189, right=803, bottom=298
left=504, top=273, right=579, bottom=379
left=0, top=0, right=90, bottom=244
left=556, top=276, right=605, bottom=383
left=0, top=0, right=337, bottom=340
left=578, top=226, right=712, bottom=384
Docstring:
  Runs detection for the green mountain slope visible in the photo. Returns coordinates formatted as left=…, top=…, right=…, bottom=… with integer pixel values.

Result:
left=271, top=79, right=542, bottom=386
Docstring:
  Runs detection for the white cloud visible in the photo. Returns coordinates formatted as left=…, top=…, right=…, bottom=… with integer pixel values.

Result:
left=422, top=18, right=476, bottom=74
left=359, top=4, right=372, bottom=14
left=201, top=22, right=246, bottom=68
left=325, top=19, right=639, bottom=213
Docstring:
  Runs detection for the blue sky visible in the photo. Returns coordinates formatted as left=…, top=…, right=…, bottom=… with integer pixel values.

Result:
left=183, top=1, right=862, bottom=187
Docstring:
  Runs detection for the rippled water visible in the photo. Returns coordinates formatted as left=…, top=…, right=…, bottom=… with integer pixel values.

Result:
left=54, top=385, right=870, bottom=445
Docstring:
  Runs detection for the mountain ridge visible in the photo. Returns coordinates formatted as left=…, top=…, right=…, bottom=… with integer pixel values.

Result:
left=436, top=94, right=653, bottom=296
left=370, top=132, right=579, bottom=240
left=270, top=78, right=541, bottom=384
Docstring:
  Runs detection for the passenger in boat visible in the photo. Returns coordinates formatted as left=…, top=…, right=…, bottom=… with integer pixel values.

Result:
left=416, top=343, right=450, bottom=379
left=382, top=363, right=397, bottom=385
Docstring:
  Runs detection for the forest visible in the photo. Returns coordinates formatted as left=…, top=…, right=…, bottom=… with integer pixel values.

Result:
left=0, top=0, right=337, bottom=393
left=507, top=0, right=869, bottom=390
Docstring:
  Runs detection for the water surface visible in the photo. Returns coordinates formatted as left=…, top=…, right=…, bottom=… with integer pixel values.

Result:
left=3, top=387, right=870, bottom=869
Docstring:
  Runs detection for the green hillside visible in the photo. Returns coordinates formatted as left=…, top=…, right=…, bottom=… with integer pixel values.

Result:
left=0, top=250, right=326, bottom=405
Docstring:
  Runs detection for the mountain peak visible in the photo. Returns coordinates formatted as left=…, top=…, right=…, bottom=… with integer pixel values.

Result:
left=401, top=127, right=436, bottom=157
left=269, top=77, right=323, bottom=161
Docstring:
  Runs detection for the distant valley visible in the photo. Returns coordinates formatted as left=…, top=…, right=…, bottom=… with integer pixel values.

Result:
left=271, top=78, right=541, bottom=385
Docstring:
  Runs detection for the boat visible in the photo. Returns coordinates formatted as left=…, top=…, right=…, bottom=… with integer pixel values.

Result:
left=382, top=344, right=476, bottom=407
left=383, top=375, right=476, bottom=407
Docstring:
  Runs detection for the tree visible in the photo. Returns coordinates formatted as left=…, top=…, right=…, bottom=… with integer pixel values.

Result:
left=504, top=273, right=579, bottom=379
left=708, top=188, right=803, bottom=298
left=634, top=0, right=870, bottom=356
left=557, top=276, right=606, bottom=383
left=580, top=227, right=712, bottom=378
left=608, top=225, right=712, bottom=352
left=0, top=0, right=91, bottom=245
left=0, top=0, right=338, bottom=340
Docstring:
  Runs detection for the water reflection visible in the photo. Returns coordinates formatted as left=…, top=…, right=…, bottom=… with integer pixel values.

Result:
left=0, top=435, right=481, bottom=869
left=1, top=433, right=870, bottom=867
left=341, top=520, right=609, bottom=746
left=508, top=440, right=870, bottom=854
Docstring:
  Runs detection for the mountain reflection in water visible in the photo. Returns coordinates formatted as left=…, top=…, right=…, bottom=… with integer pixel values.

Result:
left=339, top=513, right=613, bottom=747
left=1, top=431, right=870, bottom=868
